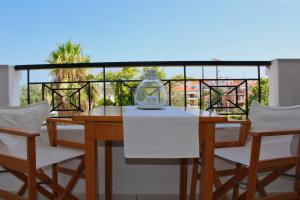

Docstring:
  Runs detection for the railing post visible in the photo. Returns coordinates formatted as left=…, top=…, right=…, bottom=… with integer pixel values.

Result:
left=183, top=65, right=187, bottom=107
left=0, top=65, right=20, bottom=106
left=27, top=68, right=30, bottom=104
left=257, top=65, right=261, bottom=103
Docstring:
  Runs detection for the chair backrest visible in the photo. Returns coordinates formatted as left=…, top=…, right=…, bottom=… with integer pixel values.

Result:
left=0, top=101, right=49, bottom=155
left=248, top=101, right=300, bottom=155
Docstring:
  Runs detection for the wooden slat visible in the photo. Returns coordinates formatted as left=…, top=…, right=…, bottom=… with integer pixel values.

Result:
left=249, top=129, right=300, bottom=137
left=0, top=154, right=28, bottom=172
left=256, top=176, right=267, bottom=197
left=213, top=167, right=248, bottom=199
left=0, top=127, right=39, bottom=138
left=37, top=170, right=78, bottom=200
left=232, top=164, right=242, bottom=200
left=258, top=192, right=298, bottom=200
left=46, top=120, right=58, bottom=146
left=259, top=165, right=293, bottom=188
left=56, top=166, right=85, bottom=179
left=56, top=139, right=85, bottom=149
left=17, top=183, right=27, bottom=196
left=215, top=141, right=242, bottom=148
left=258, top=157, right=300, bottom=169
left=37, top=185, right=56, bottom=199
left=58, top=159, right=84, bottom=200
left=47, top=118, right=83, bottom=125
left=216, top=169, right=238, bottom=177
left=0, top=188, right=27, bottom=200
left=213, top=168, right=229, bottom=200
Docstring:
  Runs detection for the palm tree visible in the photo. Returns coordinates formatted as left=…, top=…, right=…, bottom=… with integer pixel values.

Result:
left=46, top=40, right=97, bottom=111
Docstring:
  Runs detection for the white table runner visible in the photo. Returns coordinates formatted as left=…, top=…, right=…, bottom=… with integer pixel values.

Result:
left=123, top=106, right=199, bottom=158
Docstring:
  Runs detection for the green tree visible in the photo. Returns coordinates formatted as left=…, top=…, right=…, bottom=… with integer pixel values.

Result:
left=141, top=67, right=166, bottom=80
left=96, top=67, right=166, bottom=106
left=20, top=85, right=42, bottom=105
left=249, top=78, right=269, bottom=106
left=46, top=40, right=98, bottom=110
left=96, top=67, right=140, bottom=105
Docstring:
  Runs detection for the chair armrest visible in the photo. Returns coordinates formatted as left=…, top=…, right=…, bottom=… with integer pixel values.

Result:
left=46, top=118, right=84, bottom=149
left=249, top=129, right=300, bottom=137
left=0, top=127, right=39, bottom=138
left=47, top=118, right=83, bottom=125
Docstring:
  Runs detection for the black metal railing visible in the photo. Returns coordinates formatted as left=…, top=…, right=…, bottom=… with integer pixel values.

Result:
left=15, top=61, right=271, bottom=118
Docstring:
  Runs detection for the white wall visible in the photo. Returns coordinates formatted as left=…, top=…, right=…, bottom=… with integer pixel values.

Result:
left=268, top=59, right=300, bottom=106
left=0, top=65, right=20, bottom=106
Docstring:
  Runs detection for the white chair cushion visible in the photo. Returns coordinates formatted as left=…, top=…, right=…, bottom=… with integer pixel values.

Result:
left=9, top=144, right=83, bottom=169
left=0, top=101, right=50, bottom=153
left=215, top=135, right=293, bottom=166
left=215, top=101, right=300, bottom=166
left=0, top=100, right=49, bottom=133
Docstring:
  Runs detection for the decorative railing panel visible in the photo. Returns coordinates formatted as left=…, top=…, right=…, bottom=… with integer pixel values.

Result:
left=15, top=61, right=271, bottom=118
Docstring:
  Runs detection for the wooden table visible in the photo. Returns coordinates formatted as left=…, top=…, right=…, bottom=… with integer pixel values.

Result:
left=72, top=106, right=227, bottom=200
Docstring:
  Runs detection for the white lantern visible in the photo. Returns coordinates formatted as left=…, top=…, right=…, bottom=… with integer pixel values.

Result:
left=134, top=70, right=168, bottom=109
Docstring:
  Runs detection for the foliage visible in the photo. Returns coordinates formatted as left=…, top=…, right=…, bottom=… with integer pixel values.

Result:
left=249, top=78, right=269, bottom=106
left=20, top=85, right=42, bottom=106
left=141, top=67, right=166, bottom=80
left=46, top=40, right=98, bottom=110
left=96, top=67, right=166, bottom=106
left=96, top=67, right=140, bottom=106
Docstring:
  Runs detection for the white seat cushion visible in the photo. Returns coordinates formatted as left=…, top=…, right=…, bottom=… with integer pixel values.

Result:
left=215, top=135, right=293, bottom=166
left=14, top=143, right=83, bottom=169
left=215, top=101, right=300, bottom=166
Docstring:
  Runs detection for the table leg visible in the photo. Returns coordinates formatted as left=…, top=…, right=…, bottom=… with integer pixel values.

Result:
left=85, top=123, right=98, bottom=200
left=179, top=158, right=188, bottom=200
left=200, top=123, right=215, bottom=200
left=105, top=141, right=113, bottom=200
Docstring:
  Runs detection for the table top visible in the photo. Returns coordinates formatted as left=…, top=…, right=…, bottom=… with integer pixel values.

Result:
left=72, top=106, right=227, bottom=123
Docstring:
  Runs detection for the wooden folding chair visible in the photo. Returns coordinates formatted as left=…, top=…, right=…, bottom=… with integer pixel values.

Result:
left=195, top=101, right=300, bottom=200
left=0, top=102, right=85, bottom=200
left=189, top=120, right=250, bottom=200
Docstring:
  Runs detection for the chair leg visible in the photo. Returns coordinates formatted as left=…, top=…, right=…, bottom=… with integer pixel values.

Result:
left=256, top=176, right=267, bottom=197
left=214, top=167, right=248, bottom=199
left=17, top=183, right=27, bottom=196
left=232, top=182, right=239, bottom=200
left=37, top=170, right=79, bottom=200
left=52, top=164, right=59, bottom=197
left=213, top=168, right=229, bottom=200
left=37, top=185, right=56, bottom=199
left=232, top=164, right=242, bottom=200
left=245, top=136, right=261, bottom=200
left=190, top=159, right=199, bottom=200
left=57, top=159, right=85, bottom=200
left=27, top=167, right=37, bottom=200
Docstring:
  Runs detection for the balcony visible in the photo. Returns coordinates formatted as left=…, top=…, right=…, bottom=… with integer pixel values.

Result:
left=0, top=59, right=299, bottom=199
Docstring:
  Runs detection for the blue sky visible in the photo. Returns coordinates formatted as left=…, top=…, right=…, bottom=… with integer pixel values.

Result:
left=1, top=0, right=299, bottom=82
